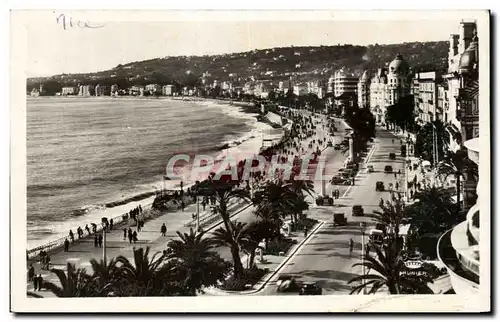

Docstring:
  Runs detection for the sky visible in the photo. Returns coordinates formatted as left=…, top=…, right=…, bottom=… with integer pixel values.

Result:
left=12, top=10, right=481, bottom=77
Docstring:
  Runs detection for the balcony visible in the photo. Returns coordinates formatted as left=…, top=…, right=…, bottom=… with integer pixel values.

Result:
left=464, top=138, right=480, bottom=165
left=437, top=228, right=480, bottom=294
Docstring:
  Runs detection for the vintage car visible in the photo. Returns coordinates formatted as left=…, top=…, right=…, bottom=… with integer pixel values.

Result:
left=375, top=181, right=385, bottom=191
left=330, top=176, right=345, bottom=185
left=367, top=165, right=374, bottom=173
left=276, top=274, right=300, bottom=293
left=333, top=213, right=348, bottom=226
left=389, top=153, right=396, bottom=160
left=384, top=165, right=393, bottom=173
left=299, top=282, right=323, bottom=295
left=352, top=205, right=364, bottom=217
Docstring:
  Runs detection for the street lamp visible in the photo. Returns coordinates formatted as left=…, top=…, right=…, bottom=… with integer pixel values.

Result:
left=101, top=217, right=107, bottom=264
left=359, top=222, right=367, bottom=295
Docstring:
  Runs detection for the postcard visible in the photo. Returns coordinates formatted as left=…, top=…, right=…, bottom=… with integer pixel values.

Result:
left=10, top=9, right=490, bottom=313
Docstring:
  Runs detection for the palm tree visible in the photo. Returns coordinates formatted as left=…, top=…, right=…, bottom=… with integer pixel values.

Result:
left=284, top=179, right=313, bottom=225
left=414, top=120, right=449, bottom=165
left=115, top=247, right=177, bottom=296
left=198, top=179, right=250, bottom=278
left=406, top=187, right=461, bottom=258
left=167, top=228, right=230, bottom=295
left=211, top=220, right=248, bottom=276
left=253, top=180, right=296, bottom=224
left=348, top=243, right=434, bottom=295
left=368, top=194, right=408, bottom=245
left=437, top=147, right=479, bottom=211
left=89, top=258, right=121, bottom=296
left=44, top=263, right=99, bottom=297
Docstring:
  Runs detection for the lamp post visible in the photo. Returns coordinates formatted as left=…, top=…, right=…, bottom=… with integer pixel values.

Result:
left=359, top=222, right=367, bottom=295
left=101, top=217, right=107, bottom=264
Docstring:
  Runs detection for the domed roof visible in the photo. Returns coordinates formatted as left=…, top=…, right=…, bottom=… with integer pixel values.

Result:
left=388, top=54, right=409, bottom=75
left=459, top=31, right=478, bottom=74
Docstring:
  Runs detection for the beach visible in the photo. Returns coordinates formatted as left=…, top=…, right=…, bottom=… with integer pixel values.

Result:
left=26, top=96, right=283, bottom=251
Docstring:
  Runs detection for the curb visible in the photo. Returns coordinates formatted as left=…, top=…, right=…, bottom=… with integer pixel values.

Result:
left=239, top=220, right=325, bottom=295
left=201, top=220, right=325, bottom=296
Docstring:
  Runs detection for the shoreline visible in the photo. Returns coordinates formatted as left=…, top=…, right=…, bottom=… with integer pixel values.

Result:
left=27, top=96, right=282, bottom=251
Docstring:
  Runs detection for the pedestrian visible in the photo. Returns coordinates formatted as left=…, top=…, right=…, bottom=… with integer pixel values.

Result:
left=110, top=219, right=114, bottom=231
left=94, top=235, right=98, bottom=248
left=304, top=226, right=308, bottom=238
left=85, top=224, right=90, bottom=235
left=201, top=200, right=206, bottom=211
left=92, top=223, right=97, bottom=234
left=394, top=172, right=397, bottom=179
left=128, top=229, right=133, bottom=244
left=64, top=238, right=70, bottom=252
left=137, top=220, right=141, bottom=232
left=37, top=274, right=44, bottom=291
left=123, top=228, right=127, bottom=240
left=45, top=255, right=51, bottom=270
left=398, top=169, right=401, bottom=175
left=132, top=231, right=138, bottom=244
left=181, top=201, right=185, bottom=211
left=395, top=182, right=399, bottom=191
left=161, top=223, right=167, bottom=236
left=69, top=230, right=74, bottom=242
left=33, top=274, right=39, bottom=291
left=28, top=264, right=35, bottom=282
left=349, top=238, right=354, bottom=254
left=98, top=234, right=103, bottom=248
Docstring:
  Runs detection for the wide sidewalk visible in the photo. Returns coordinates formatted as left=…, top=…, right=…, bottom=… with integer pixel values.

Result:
left=27, top=195, right=247, bottom=297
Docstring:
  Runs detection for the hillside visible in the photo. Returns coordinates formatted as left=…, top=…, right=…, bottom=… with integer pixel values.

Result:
left=27, top=41, right=449, bottom=93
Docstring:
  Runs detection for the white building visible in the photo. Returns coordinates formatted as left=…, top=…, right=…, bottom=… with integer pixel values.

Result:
left=443, top=20, right=477, bottom=153
left=368, top=54, right=412, bottom=124
left=414, top=71, right=441, bottom=124
left=357, top=70, right=371, bottom=108
left=162, top=85, right=176, bottom=96
left=61, top=86, right=78, bottom=95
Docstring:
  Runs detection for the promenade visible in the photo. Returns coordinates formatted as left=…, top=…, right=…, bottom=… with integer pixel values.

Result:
left=27, top=109, right=349, bottom=297
left=27, top=192, right=249, bottom=297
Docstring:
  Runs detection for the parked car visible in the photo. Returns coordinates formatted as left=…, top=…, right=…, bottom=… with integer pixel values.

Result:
left=367, top=165, right=374, bottom=173
left=352, top=205, right=364, bottom=216
left=384, top=165, right=393, bottom=173
left=389, top=153, right=396, bottom=160
left=299, top=282, right=322, bottom=295
left=330, top=176, right=345, bottom=185
left=333, top=213, right=348, bottom=226
left=375, top=181, right=385, bottom=191
left=276, top=275, right=300, bottom=293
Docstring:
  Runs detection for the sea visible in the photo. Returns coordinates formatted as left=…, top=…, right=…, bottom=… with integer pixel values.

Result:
left=26, top=97, right=282, bottom=250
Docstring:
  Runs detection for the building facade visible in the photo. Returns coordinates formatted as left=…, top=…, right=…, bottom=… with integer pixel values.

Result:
left=61, top=86, right=78, bottom=95
left=414, top=71, right=441, bottom=124
left=357, top=70, right=371, bottom=108
left=78, top=85, right=94, bottom=97
left=368, top=54, right=412, bottom=125
left=438, top=83, right=450, bottom=123
left=162, top=85, right=176, bottom=96
left=443, top=20, right=477, bottom=153
left=437, top=21, right=480, bottom=296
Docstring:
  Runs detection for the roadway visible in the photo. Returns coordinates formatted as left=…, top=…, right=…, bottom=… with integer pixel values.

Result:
left=260, top=128, right=406, bottom=295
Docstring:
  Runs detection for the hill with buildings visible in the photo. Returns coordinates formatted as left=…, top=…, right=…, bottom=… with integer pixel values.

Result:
left=27, top=41, right=448, bottom=94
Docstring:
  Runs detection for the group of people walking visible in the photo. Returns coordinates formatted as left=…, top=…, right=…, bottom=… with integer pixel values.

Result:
left=62, top=205, right=143, bottom=253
